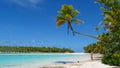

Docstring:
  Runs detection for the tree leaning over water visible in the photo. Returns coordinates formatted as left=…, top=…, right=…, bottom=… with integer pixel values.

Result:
left=56, top=4, right=99, bottom=39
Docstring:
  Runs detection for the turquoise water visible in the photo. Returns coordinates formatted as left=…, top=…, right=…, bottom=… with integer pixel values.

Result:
left=0, top=53, right=90, bottom=68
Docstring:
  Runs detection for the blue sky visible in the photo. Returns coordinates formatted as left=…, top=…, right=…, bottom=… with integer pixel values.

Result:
left=0, top=0, right=104, bottom=52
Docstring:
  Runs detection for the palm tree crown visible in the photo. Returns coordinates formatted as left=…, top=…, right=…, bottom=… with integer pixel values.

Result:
left=56, top=4, right=82, bottom=34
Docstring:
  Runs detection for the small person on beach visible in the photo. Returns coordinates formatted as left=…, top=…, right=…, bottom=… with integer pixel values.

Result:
left=91, top=52, right=93, bottom=61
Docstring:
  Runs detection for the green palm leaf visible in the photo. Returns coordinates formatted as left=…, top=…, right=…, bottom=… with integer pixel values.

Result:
left=71, top=19, right=82, bottom=24
left=71, top=10, right=80, bottom=18
left=56, top=20, right=66, bottom=27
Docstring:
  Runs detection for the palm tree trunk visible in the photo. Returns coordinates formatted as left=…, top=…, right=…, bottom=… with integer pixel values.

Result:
left=74, top=31, right=100, bottom=40
left=74, top=31, right=111, bottom=46
left=67, top=22, right=110, bottom=45
left=68, top=21, right=75, bottom=35
left=68, top=21, right=111, bottom=45
left=68, top=21, right=100, bottom=40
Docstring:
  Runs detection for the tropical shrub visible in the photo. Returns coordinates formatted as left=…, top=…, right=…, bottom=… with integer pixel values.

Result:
left=102, top=52, right=120, bottom=66
left=84, top=43, right=104, bottom=54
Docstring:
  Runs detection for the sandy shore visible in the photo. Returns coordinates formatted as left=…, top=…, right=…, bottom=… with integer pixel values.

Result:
left=40, top=54, right=116, bottom=68
left=40, top=60, right=115, bottom=68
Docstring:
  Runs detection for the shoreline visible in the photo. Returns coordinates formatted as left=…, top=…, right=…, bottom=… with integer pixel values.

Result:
left=0, top=53, right=90, bottom=68
left=0, top=52, right=89, bottom=55
left=40, top=54, right=115, bottom=68
left=0, top=53, right=117, bottom=68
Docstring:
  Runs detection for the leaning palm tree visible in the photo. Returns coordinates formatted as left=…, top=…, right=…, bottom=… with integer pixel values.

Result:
left=56, top=4, right=99, bottom=39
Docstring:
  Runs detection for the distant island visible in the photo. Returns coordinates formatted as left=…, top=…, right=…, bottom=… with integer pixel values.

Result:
left=0, top=46, right=74, bottom=53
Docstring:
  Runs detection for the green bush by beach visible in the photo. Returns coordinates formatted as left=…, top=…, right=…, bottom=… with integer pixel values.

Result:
left=84, top=0, right=120, bottom=66
left=102, top=52, right=120, bottom=66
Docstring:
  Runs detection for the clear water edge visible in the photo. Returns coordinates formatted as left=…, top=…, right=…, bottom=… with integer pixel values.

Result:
left=0, top=53, right=90, bottom=68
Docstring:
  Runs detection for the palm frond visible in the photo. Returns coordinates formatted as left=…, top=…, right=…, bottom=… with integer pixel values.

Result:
left=68, top=5, right=73, bottom=11
left=56, top=20, right=66, bottom=27
left=65, top=14, right=72, bottom=20
left=56, top=16, right=65, bottom=22
left=71, top=19, right=82, bottom=24
left=71, top=10, right=80, bottom=18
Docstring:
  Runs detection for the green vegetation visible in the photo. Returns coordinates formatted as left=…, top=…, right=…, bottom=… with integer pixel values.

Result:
left=84, top=0, right=120, bottom=66
left=56, top=0, right=120, bottom=66
left=84, top=42, right=104, bottom=54
left=56, top=4, right=82, bottom=34
left=0, top=46, right=74, bottom=53
left=56, top=5, right=98, bottom=39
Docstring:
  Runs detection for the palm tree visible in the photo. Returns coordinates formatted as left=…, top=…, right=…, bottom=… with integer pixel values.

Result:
left=56, top=5, right=82, bottom=34
left=56, top=4, right=99, bottom=39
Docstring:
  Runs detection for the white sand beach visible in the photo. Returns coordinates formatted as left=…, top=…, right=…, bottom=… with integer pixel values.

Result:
left=41, top=54, right=116, bottom=68
left=41, top=60, right=115, bottom=68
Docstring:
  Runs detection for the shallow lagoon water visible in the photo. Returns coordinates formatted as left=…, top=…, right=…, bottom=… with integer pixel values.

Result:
left=0, top=53, right=90, bottom=68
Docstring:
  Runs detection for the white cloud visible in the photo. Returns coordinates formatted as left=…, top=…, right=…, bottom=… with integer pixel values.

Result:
left=5, top=0, right=43, bottom=8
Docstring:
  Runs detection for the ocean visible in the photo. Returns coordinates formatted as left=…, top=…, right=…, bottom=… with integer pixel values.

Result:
left=0, top=53, right=90, bottom=68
